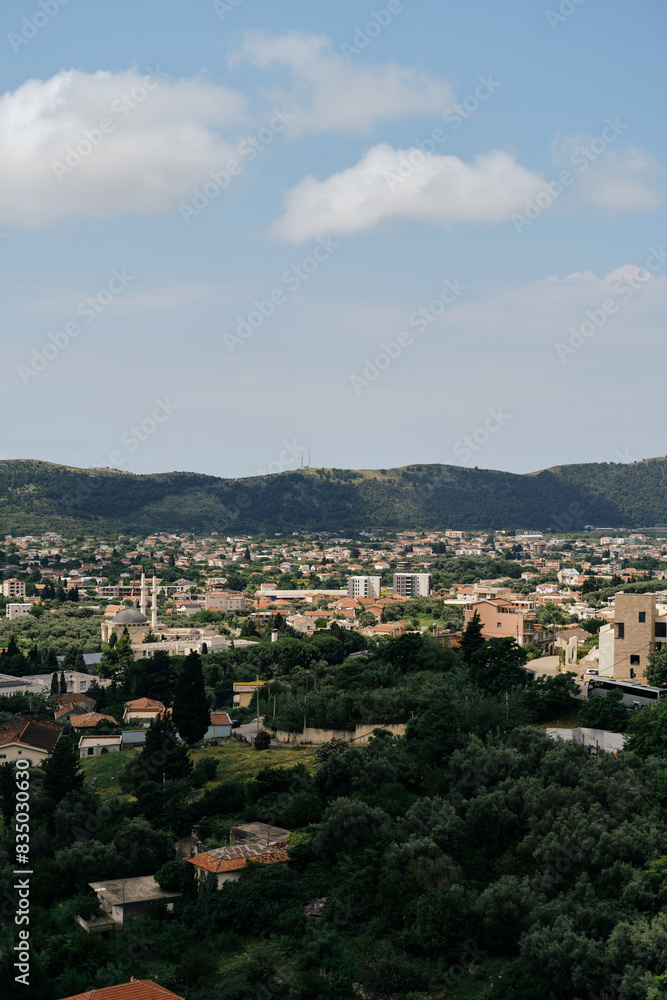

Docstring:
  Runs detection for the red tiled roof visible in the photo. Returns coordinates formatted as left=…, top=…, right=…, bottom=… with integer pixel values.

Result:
left=55, top=694, right=96, bottom=708
left=55, top=706, right=87, bottom=720
left=57, top=979, right=185, bottom=1000
left=124, top=698, right=165, bottom=711
left=185, top=842, right=289, bottom=874
left=0, top=716, right=62, bottom=752
left=71, top=713, right=117, bottom=729
left=210, top=712, right=232, bottom=725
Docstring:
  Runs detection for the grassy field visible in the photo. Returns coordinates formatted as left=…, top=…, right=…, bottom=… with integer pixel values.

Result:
left=80, top=740, right=319, bottom=800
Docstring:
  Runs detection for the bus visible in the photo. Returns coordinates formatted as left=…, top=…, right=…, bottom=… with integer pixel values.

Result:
left=587, top=677, right=667, bottom=709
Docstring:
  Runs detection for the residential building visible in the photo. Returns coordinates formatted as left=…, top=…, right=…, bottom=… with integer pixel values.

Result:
left=70, top=712, right=118, bottom=730
left=204, top=590, right=245, bottom=610
left=2, top=578, right=25, bottom=598
left=58, top=981, right=185, bottom=1000
left=347, top=576, right=381, bottom=600
left=185, top=842, right=290, bottom=888
left=392, top=573, right=431, bottom=597
left=464, top=599, right=550, bottom=647
left=80, top=877, right=182, bottom=934
left=232, top=679, right=266, bottom=708
left=6, top=603, right=32, bottom=620
left=78, top=734, right=122, bottom=758
left=0, top=716, right=62, bottom=764
left=204, top=712, right=233, bottom=739
left=122, top=698, right=166, bottom=727
left=598, top=592, right=667, bottom=682
left=229, top=822, right=290, bottom=846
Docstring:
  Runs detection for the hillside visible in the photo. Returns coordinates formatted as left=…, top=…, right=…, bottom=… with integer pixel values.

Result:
left=1, top=457, right=667, bottom=534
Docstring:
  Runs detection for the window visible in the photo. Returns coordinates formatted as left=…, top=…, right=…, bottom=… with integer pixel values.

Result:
left=656, top=622, right=666, bottom=638
left=0, top=754, right=6, bottom=760
left=639, top=612, right=646, bottom=623
left=88, top=748, right=94, bottom=756
left=497, top=622, right=502, bottom=629
left=617, top=623, right=625, bottom=639
left=631, top=655, right=640, bottom=665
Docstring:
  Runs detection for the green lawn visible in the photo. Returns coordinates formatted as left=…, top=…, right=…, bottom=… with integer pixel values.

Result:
left=80, top=740, right=319, bottom=800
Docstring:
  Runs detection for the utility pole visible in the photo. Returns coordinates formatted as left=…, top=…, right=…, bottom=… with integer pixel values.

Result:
left=256, top=684, right=260, bottom=734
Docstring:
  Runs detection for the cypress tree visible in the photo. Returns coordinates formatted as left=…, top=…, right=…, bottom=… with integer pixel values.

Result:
left=50, top=672, right=59, bottom=695
left=43, top=735, right=84, bottom=802
left=172, top=651, right=210, bottom=744
left=60, top=670, right=67, bottom=694
left=460, top=610, right=486, bottom=667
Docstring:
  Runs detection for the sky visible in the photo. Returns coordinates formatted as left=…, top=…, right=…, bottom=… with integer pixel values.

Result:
left=1, top=0, right=666, bottom=480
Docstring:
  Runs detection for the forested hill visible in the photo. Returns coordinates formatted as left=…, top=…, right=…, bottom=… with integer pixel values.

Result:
left=2, top=457, right=667, bottom=535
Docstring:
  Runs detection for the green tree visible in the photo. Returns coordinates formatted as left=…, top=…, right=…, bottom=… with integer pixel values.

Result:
left=646, top=646, right=667, bottom=688
left=123, top=712, right=192, bottom=789
left=43, top=735, right=84, bottom=802
left=578, top=688, right=628, bottom=731
left=172, top=651, right=210, bottom=744
left=460, top=610, right=485, bottom=667
left=50, top=671, right=59, bottom=695
left=625, top=697, right=667, bottom=757
left=59, top=670, right=67, bottom=694
left=471, top=638, right=528, bottom=695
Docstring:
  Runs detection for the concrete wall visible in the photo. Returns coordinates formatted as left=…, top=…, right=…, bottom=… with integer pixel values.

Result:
left=273, top=723, right=406, bottom=745
left=546, top=727, right=626, bottom=753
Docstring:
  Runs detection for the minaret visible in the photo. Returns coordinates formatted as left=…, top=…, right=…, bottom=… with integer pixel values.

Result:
left=140, top=571, right=147, bottom=617
left=151, top=575, right=158, bottom=629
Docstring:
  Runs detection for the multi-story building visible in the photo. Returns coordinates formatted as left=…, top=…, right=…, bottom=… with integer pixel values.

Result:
left=6, top=604, right=31, bottom=621
left=204, top=590, right=245, bottom=610
left=463, top=598, right=550, bottom=647
left=392, top=573, right=430, bottom=598
left=2, top=578, right=25, bottom=598
left=347, top=576, right=381, bottom=600
left=598, top=592, right=667, bottom=682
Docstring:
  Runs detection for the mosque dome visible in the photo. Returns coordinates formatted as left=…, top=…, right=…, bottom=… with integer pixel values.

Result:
left=112, top=608, right=148, bottom=625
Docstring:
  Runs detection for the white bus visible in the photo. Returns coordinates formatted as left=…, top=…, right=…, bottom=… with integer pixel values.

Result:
left=587, top=677, right=667, bottom=710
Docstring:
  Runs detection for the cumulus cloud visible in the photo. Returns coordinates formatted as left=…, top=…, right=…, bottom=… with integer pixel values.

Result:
left=0, top=69, right=247, bottom=227
left=231, top=31, right=453, bottom=133
left=271, top=144, right=544, bottom=241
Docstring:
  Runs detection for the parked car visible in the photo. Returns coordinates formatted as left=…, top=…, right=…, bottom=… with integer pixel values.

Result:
left=230, top=720, right=241, bottom=729
left=585, top=668, right=599, bottom=676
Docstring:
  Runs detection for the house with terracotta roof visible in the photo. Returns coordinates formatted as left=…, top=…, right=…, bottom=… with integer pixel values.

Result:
left=70, top=712, right=118, bottom=731
left=58, top=979, right=184, bottom=1000
left=362, top=622, right=407, bottom=639
left=185, top=842, right=290, bottom=888
left=55, top=693, right=96, bottom=712
left=55, top=704, right=88, bottom=723
left=122, top=698, right=166, bottom=726
left=0, top=716, right=62, bottom=764
left=204, top=712, right=232, bottom=739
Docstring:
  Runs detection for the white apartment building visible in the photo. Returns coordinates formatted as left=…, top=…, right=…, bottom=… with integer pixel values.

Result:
left=347, top=576, right=381, bottom=600
left=392, top=573, right=431, bottom=597
left=2, top=578, right=25, bottom=598
left=6, top=604, right=32, bottom=620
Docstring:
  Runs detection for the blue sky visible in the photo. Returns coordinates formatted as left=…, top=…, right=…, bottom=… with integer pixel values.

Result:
left=1, top=0, right=666, bottom=479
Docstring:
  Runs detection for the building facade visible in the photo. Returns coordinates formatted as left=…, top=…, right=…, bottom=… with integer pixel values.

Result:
left=347, top=576, right=381, bottom=600
left=392, top=573, right=431, bottom=597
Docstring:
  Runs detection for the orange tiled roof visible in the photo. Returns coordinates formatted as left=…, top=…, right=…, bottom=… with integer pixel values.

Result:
left=210, top=712, right=232, bottom=725
left=185, top=842, right=289, bottom=874
left=71, top=712, right=117, bottom=729
left=124, top=698, right=165, bottom=711
left=57, top=979, right=185, bottom=1000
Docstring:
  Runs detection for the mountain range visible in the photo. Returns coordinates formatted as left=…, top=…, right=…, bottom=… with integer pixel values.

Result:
left=1, top=458, right=667, bottom=536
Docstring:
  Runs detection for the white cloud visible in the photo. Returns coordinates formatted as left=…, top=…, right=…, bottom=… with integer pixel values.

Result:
left=231, top=31, right=453, bottom=134
left=272, top=144, right=544, bottom=241
left=0, top=69, right=247, bottom=227
left=552, top=133, right=663, bottom=213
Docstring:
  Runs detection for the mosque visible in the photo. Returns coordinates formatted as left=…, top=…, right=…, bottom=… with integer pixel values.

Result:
left=100, top=572, right=229, bottom=657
